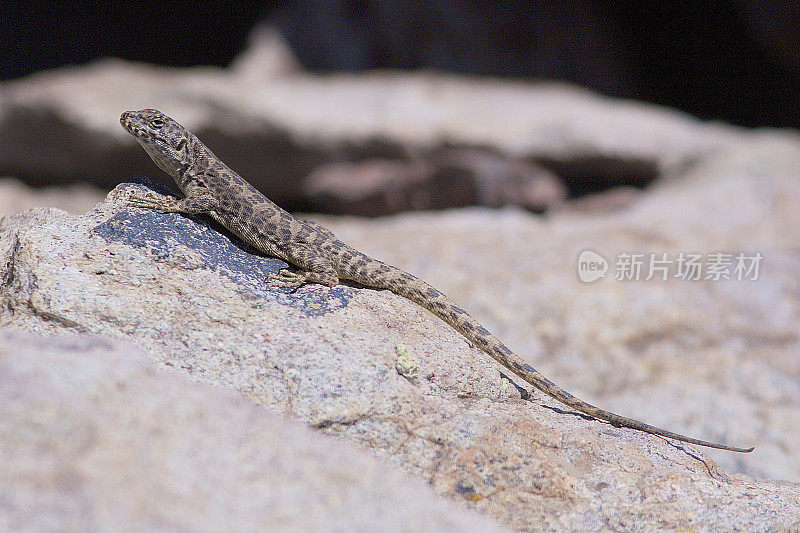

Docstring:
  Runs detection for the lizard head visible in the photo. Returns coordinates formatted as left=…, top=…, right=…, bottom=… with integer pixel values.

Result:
left=120, top=109, right=193, bottom=178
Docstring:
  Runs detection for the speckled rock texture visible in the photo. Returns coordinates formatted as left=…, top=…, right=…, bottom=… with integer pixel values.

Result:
left=1, top=168, right=798, bottom=530
left=0, top=330, right=504, bottom=532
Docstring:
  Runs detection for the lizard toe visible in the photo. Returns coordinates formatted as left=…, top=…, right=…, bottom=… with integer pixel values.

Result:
left=267, top=269, right=307, bottom=288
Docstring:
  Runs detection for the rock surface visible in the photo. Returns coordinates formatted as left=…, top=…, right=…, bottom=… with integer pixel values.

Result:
left=1, top=30, right=799, bottom=530
left=0, top=330, right=505, bottom=532
left=304, top=152, right=566, bottom=216
left=0, top=30, right=740, bottom=212
left=0, top=177, right=105, bottom=217
left=1, top=170, right=798, bottom=530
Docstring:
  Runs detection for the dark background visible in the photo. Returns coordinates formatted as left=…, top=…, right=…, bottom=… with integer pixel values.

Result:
left=2, top=1, right=799, bottom=128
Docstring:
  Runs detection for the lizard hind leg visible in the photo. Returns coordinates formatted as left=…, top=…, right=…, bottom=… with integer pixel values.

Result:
left=267, top=268, right=339, bottom=288
left=267, top=269, right=310, bottom=288
left=267, top=245, right=340, bottom=288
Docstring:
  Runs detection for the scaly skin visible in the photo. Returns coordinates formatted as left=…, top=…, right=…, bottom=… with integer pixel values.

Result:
left=120, top=108, right=754, bottom=453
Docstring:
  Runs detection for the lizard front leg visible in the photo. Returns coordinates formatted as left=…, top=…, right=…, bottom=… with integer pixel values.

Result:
left=127, top=189, right=220, bottom=215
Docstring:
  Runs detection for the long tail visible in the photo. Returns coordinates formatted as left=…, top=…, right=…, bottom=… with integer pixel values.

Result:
left=347, top=258, right=753, bottom=453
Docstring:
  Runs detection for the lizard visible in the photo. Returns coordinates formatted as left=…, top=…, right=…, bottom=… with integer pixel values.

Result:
left=120, top=108, right=754, bottom=453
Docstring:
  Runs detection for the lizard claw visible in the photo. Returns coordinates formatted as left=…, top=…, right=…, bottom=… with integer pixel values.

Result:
left=267, top=269, right=307, bottom=289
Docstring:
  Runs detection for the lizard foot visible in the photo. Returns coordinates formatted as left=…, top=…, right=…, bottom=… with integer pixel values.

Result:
left=127, top=192, right=180, bottom=212
left=267, top=269, right=307, bottom=288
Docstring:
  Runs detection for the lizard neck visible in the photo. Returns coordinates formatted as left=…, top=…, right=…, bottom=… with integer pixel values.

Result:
left=137, top=131, right=199, bottom=190
left=175, top=139, right=209, bottom=193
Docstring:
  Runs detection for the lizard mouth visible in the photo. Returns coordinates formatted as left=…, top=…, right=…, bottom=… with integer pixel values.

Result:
left=120, top=111, right=153, bottom=141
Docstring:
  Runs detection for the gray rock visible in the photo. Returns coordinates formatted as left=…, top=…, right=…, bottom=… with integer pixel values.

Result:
left=1, top=31, right=799, bottom=529
left=0, top=329, right=505, bottom=532
left=0, top=177, right=105, bottom=217
left=0, top=31, right=741, bottom=212
left=304, top=152, right=566, bottom=216
left=1, top=175, right=798, bottom=530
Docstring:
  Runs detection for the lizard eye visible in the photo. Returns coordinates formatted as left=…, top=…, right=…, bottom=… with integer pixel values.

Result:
left=150, top=118, right=165, bottom=129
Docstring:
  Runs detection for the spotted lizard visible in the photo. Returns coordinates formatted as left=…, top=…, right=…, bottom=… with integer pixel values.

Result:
left=120, top=108, right=753, bottom=453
